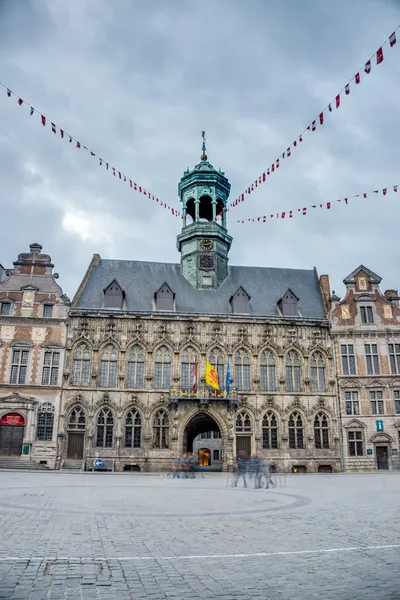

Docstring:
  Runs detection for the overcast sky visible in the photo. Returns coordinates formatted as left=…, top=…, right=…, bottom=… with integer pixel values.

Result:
left=1, top=0, right=399, bottom=301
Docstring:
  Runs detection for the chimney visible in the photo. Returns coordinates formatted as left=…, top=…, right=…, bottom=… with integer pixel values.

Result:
left=319, top=274, right=331, bottom=313
left=385, top=289, right=398, bottom=301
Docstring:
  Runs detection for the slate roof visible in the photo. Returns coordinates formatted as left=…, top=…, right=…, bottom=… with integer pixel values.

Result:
left=75, top=258, right=326, bottom=319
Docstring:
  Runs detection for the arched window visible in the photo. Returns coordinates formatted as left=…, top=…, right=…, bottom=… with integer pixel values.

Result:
left=235, top=349, right=250, bottom=391
left=286, top=351, right=301, bottom=392
left=209, top=348, right=225, bottom=390
left=262, top=411, right=278, bottom=449
left=127, top=345, right=145, bottom=388
left=154, top=346, right=171, bottom=389
left=99, top=345, right=117, bottom=388
left=36, top=403, right=55, bottom=441
left=288, top=412, right=304, bottom=449
left=314, top=412, right=329, bottom=449
left=68, top=406, right=85, bottom=429
left=235, top=410, right=252, bottom=432
left=96, top=408, right=113, bottom=447
left=260, top=350, right=276, bottom=392
left=153, top=409, right=169, bottom=448
left=181, top=347, right=197, bottom=390
left=73, top=344, right=91, bottom=386
left=310, top=352, right=326, bottom=392
left=125, top=409, right=142, bottom=448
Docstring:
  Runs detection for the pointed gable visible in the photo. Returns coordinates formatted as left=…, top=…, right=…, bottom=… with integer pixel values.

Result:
left=343, top=265, right=382, bottom=285
left=277, top=288, right=299, bottom=317
left=230, top=286, right=250, bottom=314
left=103, top=279, right=125, bottom=309
left=155, top=283, right=174, bottom=311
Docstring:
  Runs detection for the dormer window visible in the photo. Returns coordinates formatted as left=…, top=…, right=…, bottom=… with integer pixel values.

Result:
left=230, top=287, right=250, bottom=314
left=0, top=301, right=11, bottom=316
left=278, top=289, right=299, bottom=316
left=104, top=280, right=124, bottom=310
left=43, top=304, right=53, bottom=318
left=155, top=283, right=174, bottom=311
left=360, top=306, right=374, bottom=324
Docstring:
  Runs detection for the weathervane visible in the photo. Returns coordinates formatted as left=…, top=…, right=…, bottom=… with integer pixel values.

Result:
left=200, top=130, right=207, bottom=161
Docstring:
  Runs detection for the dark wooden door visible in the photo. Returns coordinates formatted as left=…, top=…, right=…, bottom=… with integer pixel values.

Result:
left=0, top=426, right=24, bottom=456
left=67, top=433, right=84, bottom=459
left=376, top=446, right=389, bottom=470
left=236, top=435, right=251, bottom=458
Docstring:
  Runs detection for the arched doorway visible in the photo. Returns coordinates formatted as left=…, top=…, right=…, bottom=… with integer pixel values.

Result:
left=184, top=411, right=221, bottom=471
left=0, top=412, right=25, bottom=456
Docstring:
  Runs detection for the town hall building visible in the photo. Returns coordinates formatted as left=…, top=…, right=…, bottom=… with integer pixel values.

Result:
left=59, top=147, right=341, bottom=473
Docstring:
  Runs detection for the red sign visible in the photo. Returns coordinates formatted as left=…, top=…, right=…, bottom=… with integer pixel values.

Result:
left=0, top=413, right=25, bottom=426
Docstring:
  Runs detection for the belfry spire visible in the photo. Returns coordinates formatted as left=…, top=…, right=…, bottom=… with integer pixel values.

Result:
left=200, top=130, right=207, bottom=162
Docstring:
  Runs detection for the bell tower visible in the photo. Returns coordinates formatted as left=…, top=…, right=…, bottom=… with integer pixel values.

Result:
left=177, top=133, right=233, bottom=290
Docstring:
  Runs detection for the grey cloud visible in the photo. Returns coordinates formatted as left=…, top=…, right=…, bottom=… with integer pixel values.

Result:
left=0, top=0, right=399, bottom=301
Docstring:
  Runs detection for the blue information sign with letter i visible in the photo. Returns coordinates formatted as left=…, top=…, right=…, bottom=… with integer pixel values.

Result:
left=376, top=420, right=384, bottom=432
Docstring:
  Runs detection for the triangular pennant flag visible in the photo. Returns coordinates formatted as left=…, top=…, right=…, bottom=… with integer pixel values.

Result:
left=281, top=212, right=285, bottom=219
left=355, top=72, right=360, bottom=84
left=90, top=151, right=95, bottom=156
left=365, top=60, right=372, bottom=73
left=345, top=84, right=350, bottom=95
left=363, top=193, right=367, bottom=198
left=328, top=104, right=332, bottom=112
left=319, top=112, right=324, bottom=125
left=76, top=141, right=81, bottom=148
left=299, top=135, right=303, bottom=142
left=390, top=32, right=397, bottom=47
left=383, top=188, right=387, bottom=195
left=376, top=47, right=384, bottom=64
left=344, top=198, right=348, bottom=204
left=293, top=140, right=297, bottom=147
left=335, top=94, right=340, bottom=108
left=51, top=123, right=56, bottom=133
left=41, top=115, right=46, bottom=126
left=7, top=89, right=11, bottom=97
left=17, top=98, right=23, bottom=106
left=327, top=202, right=331, bottom=209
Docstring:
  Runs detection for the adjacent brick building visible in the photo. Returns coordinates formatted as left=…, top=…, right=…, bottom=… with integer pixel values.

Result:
left=329, top=266, right=400, bottom=471
left=0, top=244, right=70, bottom=468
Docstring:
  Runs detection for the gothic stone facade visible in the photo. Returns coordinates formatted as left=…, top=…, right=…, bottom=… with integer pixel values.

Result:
left=0, top=244, right=69, bottom=468
left=330, top=265, right=400, bottom=472
left=58, top=257, right=341, bottom=473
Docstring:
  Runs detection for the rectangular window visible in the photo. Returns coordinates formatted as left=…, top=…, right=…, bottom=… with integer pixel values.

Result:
left=369, top=390, right=384, bottom=415
left=395, top=390, right=400, bottom=414
left=41, top=351, right=60, bottom=386
left=365, top=344, right=380, bottom=375
left=389, top=344, right=400, bottom=375
left=341, top=344, right=356, bottom=376
left=348, top=431, right=363, bottom=456
left=0, top=302, right=11, bottom=315
left=345, top=391, right=359, bottom=415
left=213, top=450, right=220, bottom=461
left=10, top=349, right=29, bottom=384
left=213, top=430, right=220, bottom=439
left=154, top=362, right=171, bottom=389
left=360, top=306, right=374, bottom=324
left=43, top=304, right=53, bottom=318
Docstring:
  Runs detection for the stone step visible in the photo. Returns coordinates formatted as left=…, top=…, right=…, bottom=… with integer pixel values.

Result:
left=0, top=457, right=49, bottom=470
left=61, top=460, right=84, bottom=471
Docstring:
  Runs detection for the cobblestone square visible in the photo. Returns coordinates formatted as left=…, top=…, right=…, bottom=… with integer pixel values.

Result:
left=0, top=471, right=399, bottom=599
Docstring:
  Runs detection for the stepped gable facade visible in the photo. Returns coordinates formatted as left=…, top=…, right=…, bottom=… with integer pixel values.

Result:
left=330, top=265, right=400, bottom=471
left=60, top=150, right=341, bottom=473
left=0, top=243, right=70, bottom=468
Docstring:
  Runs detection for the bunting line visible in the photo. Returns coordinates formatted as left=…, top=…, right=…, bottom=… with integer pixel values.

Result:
left=235, top=185, right=398, bottom=223
left=0, top=82, right=181, bottom=218
left=223, top=27, right=399, bottom=214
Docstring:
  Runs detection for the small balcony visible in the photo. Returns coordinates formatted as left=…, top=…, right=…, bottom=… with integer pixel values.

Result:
left=169, top=387, right=239, bottom=410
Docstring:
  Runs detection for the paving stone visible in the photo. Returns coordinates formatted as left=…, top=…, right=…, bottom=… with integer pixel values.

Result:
left=0, top=472, right=399, bottom=599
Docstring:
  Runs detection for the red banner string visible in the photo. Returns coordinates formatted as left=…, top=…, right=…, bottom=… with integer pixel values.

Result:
left=236, top=185, right=398, bottom=223
left=0, top=82, right=181, bottom=218
left=223, top=26, right=399, bottom=214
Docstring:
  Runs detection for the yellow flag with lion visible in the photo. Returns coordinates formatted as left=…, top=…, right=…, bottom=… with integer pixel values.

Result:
left=205, top=361, right=219, bottom=390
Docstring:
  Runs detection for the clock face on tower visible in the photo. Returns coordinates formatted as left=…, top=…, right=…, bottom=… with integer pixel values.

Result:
left=200, top=239, right=213, bottom=251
